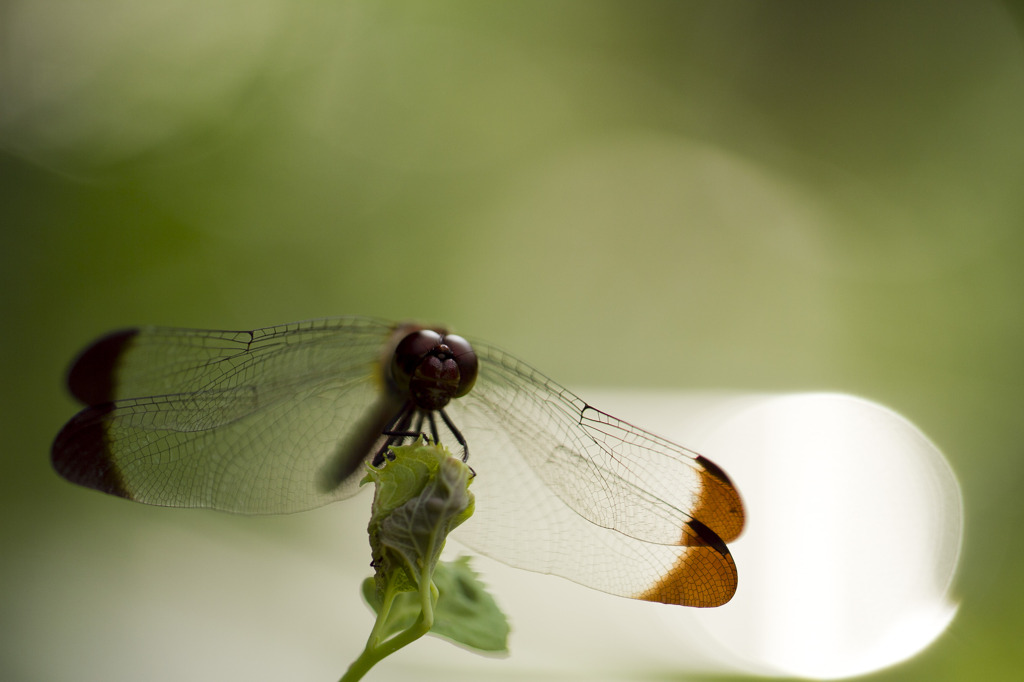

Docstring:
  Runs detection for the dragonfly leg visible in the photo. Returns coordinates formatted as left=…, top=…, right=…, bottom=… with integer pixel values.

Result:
left=373, top=404, right=469, bottom=466
left=426, top=411, right=440, bottom=445
left=372, top=402, right=417, bottom=466
left=411, top=410, right=426, bottom=441
left=438, top=408, right=469, bottom=462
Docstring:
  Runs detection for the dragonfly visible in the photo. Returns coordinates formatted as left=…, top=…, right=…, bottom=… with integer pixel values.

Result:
left=52, top=317, right=745, bottom=607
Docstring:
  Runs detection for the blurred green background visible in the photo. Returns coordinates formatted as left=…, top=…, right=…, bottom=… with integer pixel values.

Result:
left=2, top=1, right=1023, bottom=679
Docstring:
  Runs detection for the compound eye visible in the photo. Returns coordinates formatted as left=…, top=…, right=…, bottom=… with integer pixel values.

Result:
left=390, top=330, right=443, bottom=391
left=442, top=334, right=478, bottom=398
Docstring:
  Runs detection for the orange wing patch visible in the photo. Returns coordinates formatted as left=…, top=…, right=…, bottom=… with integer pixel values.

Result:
left=637, top=519, right=738, bottom=607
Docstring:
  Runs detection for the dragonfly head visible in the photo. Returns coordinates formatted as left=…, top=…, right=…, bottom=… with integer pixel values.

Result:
left=390, top=329, right=478, bottom=410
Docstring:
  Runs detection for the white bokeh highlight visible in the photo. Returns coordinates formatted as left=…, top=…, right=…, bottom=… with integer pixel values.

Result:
left=651, top=392, right=962, bottom=679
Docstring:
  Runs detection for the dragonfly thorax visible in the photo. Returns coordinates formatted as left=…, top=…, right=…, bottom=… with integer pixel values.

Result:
left=389, top=329, right=478, bottom=411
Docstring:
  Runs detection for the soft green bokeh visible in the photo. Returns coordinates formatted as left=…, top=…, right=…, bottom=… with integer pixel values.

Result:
left=3, top=1, right=1022, bottom=679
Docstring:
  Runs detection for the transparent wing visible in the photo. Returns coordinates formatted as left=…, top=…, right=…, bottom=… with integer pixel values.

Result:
left=463, top=341, right=744, bottom=545
left=447, top=340, right=744, bottom=606
left=66, top=317, right=399, bottom=404
left=52, top=317, right=402, bottom=513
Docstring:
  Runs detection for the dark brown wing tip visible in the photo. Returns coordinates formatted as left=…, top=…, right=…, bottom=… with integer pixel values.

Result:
left=694, top=454, right=734, bottom=487
left=66, top=329, right=139, bottom=405
left=51, top=405, right=129, bottom=498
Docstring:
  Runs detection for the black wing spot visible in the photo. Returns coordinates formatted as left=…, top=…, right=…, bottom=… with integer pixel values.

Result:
left=695, top=454, right=737, bottom=487
left=50, top=404, right=130, bottom=498
left=66, top=329, right=139, bottom=406
left=685, top=518, right=731, bottom=556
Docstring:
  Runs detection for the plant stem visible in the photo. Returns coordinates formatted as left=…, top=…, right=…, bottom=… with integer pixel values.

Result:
left=339, top=574, right=436, bottom=682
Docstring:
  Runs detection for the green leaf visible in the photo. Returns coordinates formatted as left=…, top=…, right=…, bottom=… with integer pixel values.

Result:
left=364, top=440, right=475, bottom=597
left=379, top=456, right=473, bottom=571
left=361, top=557, right=510, bottom=654
left=430, top=556, right=510, bottom=653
